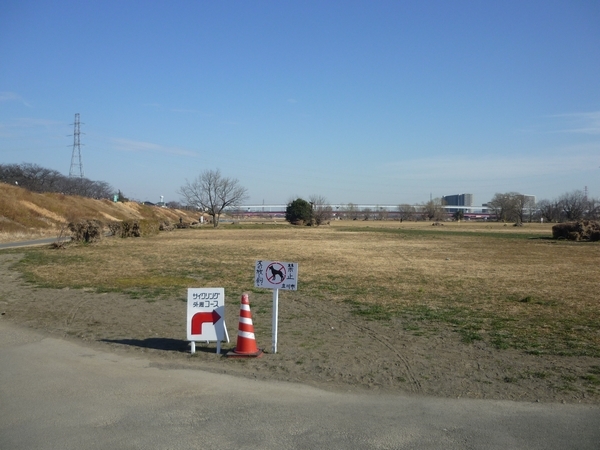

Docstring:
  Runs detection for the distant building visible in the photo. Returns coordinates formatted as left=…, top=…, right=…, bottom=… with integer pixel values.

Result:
left=522, top=195, right=536, bottom=206
left=442, top=194, right=473, bottom=207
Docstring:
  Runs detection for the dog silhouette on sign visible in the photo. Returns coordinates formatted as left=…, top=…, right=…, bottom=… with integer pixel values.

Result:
left=269, top=265, right=285, bottom=282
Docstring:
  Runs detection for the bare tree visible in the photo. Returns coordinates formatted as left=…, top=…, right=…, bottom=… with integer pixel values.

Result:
left=488, top=192, right=521, bottom=222
left=178, top=169, right=248, bottom=227
left=375, top=206, right=388, bottom=221
left=344, top=203, right=359, bottom=220
left=587, top=197, right=600, bottom=220
left=0, top=163, right=113, bottom=199
left=511, top=194, right=536, bottom=224
left=309, top=194, right=333, bottom=226
left=397, top=204, right=415, bottom=221
left=422, top=198, right=446, bottom=221
left=558, top=190, right=587, bottom=221
left=362, top=207, right=372, bottom=221
left=537, top=199, right=561, bottom=223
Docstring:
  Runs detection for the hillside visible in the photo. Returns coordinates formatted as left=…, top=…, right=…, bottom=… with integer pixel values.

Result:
left=0, top=183, right=200, bottom=242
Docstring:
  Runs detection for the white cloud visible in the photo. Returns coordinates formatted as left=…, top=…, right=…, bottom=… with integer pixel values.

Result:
left=0, top=91, right=31, bottom=107
left=550, top=111, right=600, bottom=135
left=110, top=137, right=198, bottom=157
left=0, top=117, right=63, bottom=138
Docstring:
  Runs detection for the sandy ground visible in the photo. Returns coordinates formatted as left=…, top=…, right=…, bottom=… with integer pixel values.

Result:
left=0, top=252, right=598, bottom=404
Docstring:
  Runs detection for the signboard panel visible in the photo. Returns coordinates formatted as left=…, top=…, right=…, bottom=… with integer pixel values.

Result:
left=187, top=288, right=225, bottom=341
left=254, top=260, right=298, bottom=291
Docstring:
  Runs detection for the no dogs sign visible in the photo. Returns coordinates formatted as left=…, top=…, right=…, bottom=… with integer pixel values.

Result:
left=255, top=260, right=298, bottom=291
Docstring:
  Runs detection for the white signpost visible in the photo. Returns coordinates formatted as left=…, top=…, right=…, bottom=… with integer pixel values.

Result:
left=254, top=260, right=298, bottom=354
left=187, top=287, right=229, bottom=354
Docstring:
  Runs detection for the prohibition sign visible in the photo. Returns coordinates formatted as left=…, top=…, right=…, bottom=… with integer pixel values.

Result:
left=266, top=262, right=286, bottom=285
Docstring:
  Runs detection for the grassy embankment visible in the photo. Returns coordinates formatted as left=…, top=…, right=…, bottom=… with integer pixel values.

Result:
left=0, top=183, right=198, bottom=242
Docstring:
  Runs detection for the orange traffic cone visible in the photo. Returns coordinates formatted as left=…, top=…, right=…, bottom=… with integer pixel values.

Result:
left=226, top=293, right=263, bottom=358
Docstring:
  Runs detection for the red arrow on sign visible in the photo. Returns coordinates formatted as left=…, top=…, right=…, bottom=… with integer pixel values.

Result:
left=191, top=310, right=222, bottom=335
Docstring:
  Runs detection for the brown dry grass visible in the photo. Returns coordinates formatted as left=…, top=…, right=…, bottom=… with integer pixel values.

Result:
left=0, top=183, right=199, bottom=242
left=13, top=221, right=600, bottom=357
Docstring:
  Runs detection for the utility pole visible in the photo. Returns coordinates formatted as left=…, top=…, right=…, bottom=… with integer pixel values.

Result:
left=69, top=113, right=84, bottom=178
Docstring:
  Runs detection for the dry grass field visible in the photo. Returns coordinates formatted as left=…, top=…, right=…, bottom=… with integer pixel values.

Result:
left=2, top=220, right=599, bottom=402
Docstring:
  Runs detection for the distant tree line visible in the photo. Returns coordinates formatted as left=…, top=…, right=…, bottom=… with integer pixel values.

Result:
left=284, top=190, right=600, bottom=225
left=536, top=190, right=599, bottom=223
left=0, top=163, right=114, bottom=199
left=487, top=190, right=599, bottom=223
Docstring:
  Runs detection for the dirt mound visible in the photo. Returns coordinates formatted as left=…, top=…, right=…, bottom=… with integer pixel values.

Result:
left=552, top=220, right=600, bottom=241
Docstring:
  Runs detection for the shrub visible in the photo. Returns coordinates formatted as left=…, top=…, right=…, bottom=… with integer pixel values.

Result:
left=68, top=220, right=103, bottom=243
left=552, top=220, right=600, bottom=241
left=285, top=198, right=312, bottom=225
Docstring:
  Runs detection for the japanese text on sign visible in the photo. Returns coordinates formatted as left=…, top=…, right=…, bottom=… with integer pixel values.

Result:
left=255, top=260, right=298, bottom=291
left=187, top=287, right=225, bottom=341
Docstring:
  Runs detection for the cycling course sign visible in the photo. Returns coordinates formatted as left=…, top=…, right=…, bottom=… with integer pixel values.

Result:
left=254, top=260, right=298, bottom=291
left=186, top=287, right=225, bottom=341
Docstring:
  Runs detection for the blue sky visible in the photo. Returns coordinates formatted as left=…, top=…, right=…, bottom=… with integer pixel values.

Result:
left=1, top=1, right=599, bottom=206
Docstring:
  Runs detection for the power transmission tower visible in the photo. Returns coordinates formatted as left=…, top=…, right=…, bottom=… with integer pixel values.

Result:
left=69, top=113, right=84, bottom=178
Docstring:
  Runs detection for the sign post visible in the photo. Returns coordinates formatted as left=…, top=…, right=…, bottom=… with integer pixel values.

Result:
left=272, top=289, right=279, bottom=354
left=187, top=287, right=229, bottom=354
left=254, top=260, right=298, bottom=354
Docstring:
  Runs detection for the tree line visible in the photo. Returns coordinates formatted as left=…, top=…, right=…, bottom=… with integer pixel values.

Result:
left=0, top=163, right=114, bottom=199
left=283, top=190, right=600, bottom=225
left=534, top=191, right=599, bottom=223
left=485, top=190, right=599, bottom=223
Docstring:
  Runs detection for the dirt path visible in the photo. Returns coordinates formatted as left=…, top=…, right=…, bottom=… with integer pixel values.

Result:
left=0, top=252, right=598, bottom=404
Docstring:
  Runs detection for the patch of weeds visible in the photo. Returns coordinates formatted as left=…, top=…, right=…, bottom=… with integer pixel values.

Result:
left=459, top=329, right=483, bottom=344
left=558, top=383, right=577, bottom=392
left=503, top=376, right=517, bottom=383
left=490, top=334, right=511, bottom=350
left=532, top=371, right=548, bottom=379
left=588, top=365, right=600, bottom=375
left=581, top=374, right=600, bottom=385
left=525, top=349, right=543, bottom=355
left=299, top=340, right=325, bottom=350
left=124, top=286, right=178, bottom=301
left=344, top=299, right=393, bottom=321
left=519, top=296, right=533, bottom=303
left=534, top=299, right=557, bottom=307
left=396, top=376, right=407, bottom=383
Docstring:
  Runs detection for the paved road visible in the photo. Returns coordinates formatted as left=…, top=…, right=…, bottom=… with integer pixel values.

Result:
left=1, top=320, right=599, bottom=450
left=0, top=236, right=69, bottom=250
